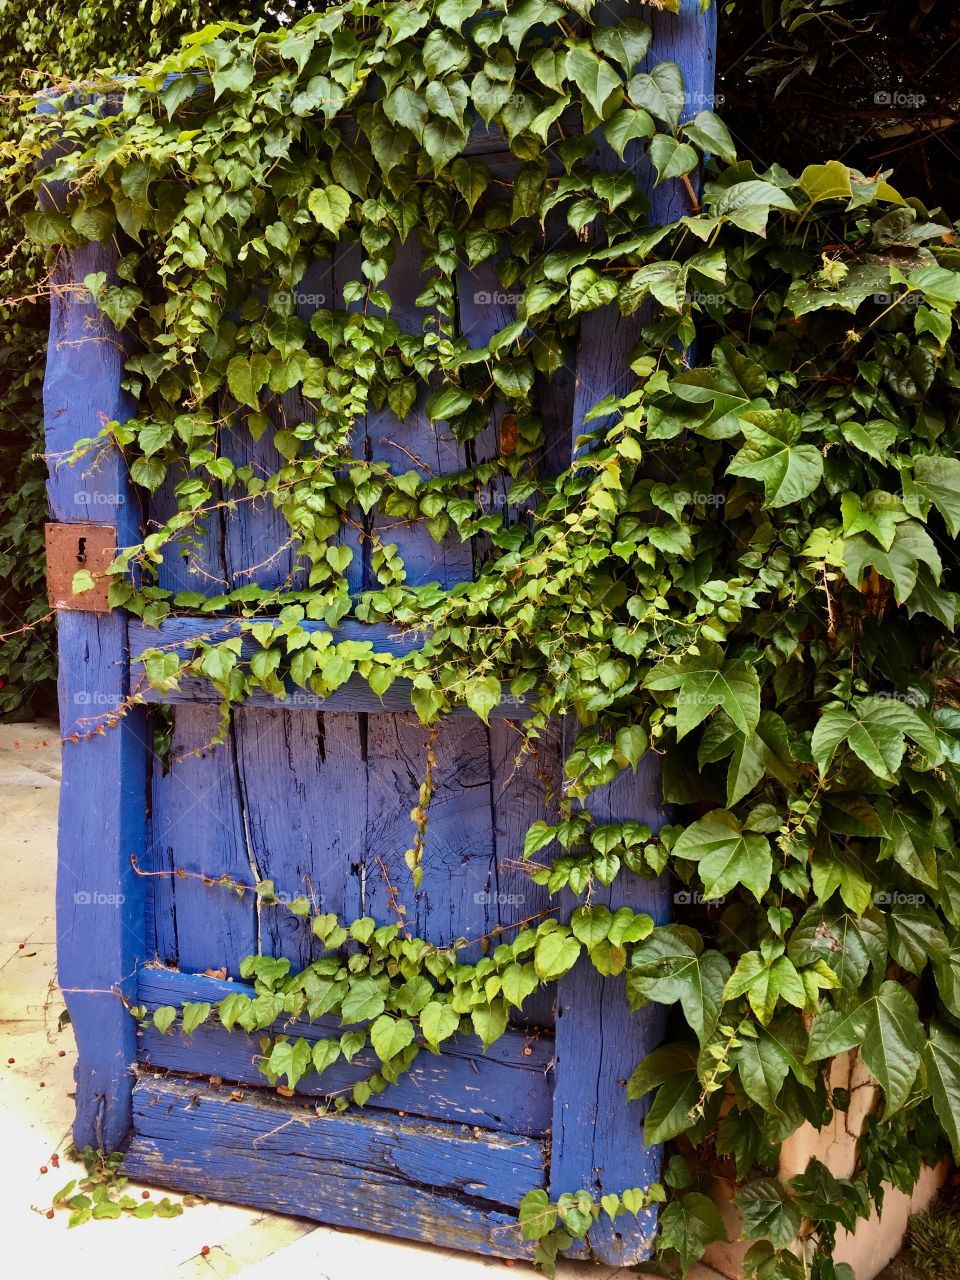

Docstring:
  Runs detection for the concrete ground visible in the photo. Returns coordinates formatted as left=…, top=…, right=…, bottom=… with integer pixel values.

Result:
left=0, top=721, right=724, bottom=1280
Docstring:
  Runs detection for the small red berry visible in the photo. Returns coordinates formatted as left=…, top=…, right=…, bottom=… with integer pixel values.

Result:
left=18, top=942, right=24, bottom=949
left=200, top=1246, right=210, bottom=1257
left=39, top=1082, right=45, bottom=1088
left=57, top=1050, right=66, bottom=1058
left=46, top=1210, right=54, bottom=1219
left=40, top=1166, right=48, bottom=1174
left=51, top=1155, right=59, bottom=1168
left=141, top=1191, right=150, bottom=1199
left=6, top=1058, right=13, bottom=1065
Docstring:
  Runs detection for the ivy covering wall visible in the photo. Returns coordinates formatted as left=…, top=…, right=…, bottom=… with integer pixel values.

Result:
left=8, top=2, right=960, bottom=1278
left=0, top=0, right=263, bottom=715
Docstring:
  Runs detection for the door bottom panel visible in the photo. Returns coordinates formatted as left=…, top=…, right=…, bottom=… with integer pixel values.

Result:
left=124, top=1076, right=543, bottom=1259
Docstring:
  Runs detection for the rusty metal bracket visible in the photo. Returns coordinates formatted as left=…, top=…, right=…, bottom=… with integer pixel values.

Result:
left=45, top=523, right=116, bottom=612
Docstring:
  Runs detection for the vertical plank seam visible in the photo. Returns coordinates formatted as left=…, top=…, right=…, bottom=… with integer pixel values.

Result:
left=228, top=720, right=265, bottom=953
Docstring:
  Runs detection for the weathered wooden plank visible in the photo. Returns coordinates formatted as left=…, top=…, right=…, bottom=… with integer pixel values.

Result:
left=149, top=461, right=228, bottom=598
left=456, top=258, right=518, bottom=565
left=145, top=465, right=230, bottom=970
left=365, top=238, right=474, bottom=589
left=131, top=615, right=427, bottom=661
left=124, top=1077, right=539, bottom=1258
left=230, top=707, right=367, bottom=968
left=641, top=0, right=718, bottom=222
left=146, top=705, right=256, bottom=976
left=549, top=2, right=717, bottom=1262
left=222, top=258, right=335, bottom=594
left=550, top=755, right=673, bottom=1263
left=128, top=1076, right=544, bottom=1203
left=570, top=0, right=718, bottom=447
left=137, top=968, right=554, bottom=1137
left=362, top=713, right=499, bottom=944
left=55, top=613, right=147, bottom=1152
left=488, top=719, right=562, bottom=1028
left=44, top=228, right=149, bottom=1152
left=221, top=414, right=308, bottom=594
left=144, top=713, right=178, bottom=970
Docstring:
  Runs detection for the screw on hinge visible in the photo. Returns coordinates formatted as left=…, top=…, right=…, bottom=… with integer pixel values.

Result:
left=77, top=536, right=87, bottom=564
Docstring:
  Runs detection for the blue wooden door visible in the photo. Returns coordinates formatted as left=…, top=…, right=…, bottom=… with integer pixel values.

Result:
left=47, top=1, right=716, bottom=1263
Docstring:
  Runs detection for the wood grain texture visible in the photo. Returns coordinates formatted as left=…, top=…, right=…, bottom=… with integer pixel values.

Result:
left=150, top=459, right=228, bottom=597
left=137, top=968, right=554, bottom=1137
left=456, top=257, right=517, bottom=554
left=146, top=705, right=256, bottom=976
left=362, top=713, right=498, bottom=943
left=222, top=416, right=307, bottom=594
left=44, top=235, right=148, bottom=1151
left=231, top=707, right=367, bottom=968
left=124, top=1076, right=540, bottom=1258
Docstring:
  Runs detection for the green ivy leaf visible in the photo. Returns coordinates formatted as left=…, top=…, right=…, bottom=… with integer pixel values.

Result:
left=681, top=111, right=737, bottom=164
left=658, top=1192, right=727, bottom=1272
left=627, top=61, right=685, bottom=128
left=727, top=410, right=823, bottom=508
left=465, top=675, right=502, bottom=723
left=266, top=1037, right=312, bottom=1089
left=724, top=952, right=806, bottom=1025
left=471, top=998, right=508, bottom=1048
left=734, top=1179, right=802, bottom=1248
left=425, top=386, right=473, bottom=421
left=925, top=1023, right=960, bottom=1159
left=370, top=1015, right=415, bottom=1062
left=591, top=19, right=651, bottom=74
left=152, top=1005, right=177, bottom=1035
left=519, top=1188, right=558, bottom=1241
left=569, top=267, right=619, bottom=314
left=570, top=905, right=613, bottom=947
left=311, top=1039, right=341, bottom=1075
left=534, top=929, right=582, bottom=981
left=603, top=106, right=655, bottom=159
left=307, top=185, right=352, bottom=235
left=646, top=644, right=761, bottom=739
left=226, top=353, right=270, bottom=410
left=419, top=1000, right=460, bottom=1048
left=628, top=929, right=730, bottom=1043
left=565, top=45, right=622, bottom=119
left=807, top=982, right=924, bottom=1114
left=181, top=1001, right=211, bottom=1036
left=649, top=135, right=699, bottom=185
left=340, top=978, right=386, bottom=1024
left=644, top=1071, right=701, bottom=1143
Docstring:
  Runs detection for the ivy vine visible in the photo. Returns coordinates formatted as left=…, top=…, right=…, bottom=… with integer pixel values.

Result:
left=9, top=1, right=960, bottom=1276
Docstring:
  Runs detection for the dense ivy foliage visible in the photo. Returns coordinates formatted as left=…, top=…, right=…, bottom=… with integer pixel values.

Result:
left=0, top=0, right=246, bottom=716
left=10, top=1, right=960, bottom=1276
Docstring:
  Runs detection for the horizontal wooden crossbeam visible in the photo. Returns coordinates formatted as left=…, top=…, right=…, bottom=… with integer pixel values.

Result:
left=128, top=616, right=533, bottom=718
left=137, top=967, right=554, bottom=1138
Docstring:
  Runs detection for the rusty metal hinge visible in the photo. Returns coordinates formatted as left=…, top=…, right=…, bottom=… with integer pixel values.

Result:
left=45, top=523, right=116, bottom=613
